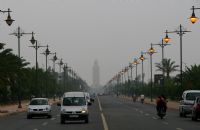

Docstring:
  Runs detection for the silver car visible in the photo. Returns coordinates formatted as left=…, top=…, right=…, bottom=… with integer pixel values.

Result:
left=27, top=98, right=52, bottom=119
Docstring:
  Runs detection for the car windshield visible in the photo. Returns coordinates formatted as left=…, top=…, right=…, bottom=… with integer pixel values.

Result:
left=30, top=99, right=48, bottom=105
left=63, top=97, right=86, bottom=106
left=186, top=93, right=200, bottom=100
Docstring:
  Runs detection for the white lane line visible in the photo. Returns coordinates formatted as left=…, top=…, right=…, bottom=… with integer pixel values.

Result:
left=97, top=96, right=109, bottom=130
left=152, top=117, right=157, bottom=120
left=42, top=122, right=48, bottom=126
left=162, top=121, right=168, bottom=125
left=101, top=113, right=109, bottom=130
left=33, top=129, right=38, bottom=130
left=176, top=128, right=183, bottom=130
left=145, top=113, right=149, bottom=116
left=97, top=96, right=103, bottom=112
left=51, top=117, right=56, bottom=120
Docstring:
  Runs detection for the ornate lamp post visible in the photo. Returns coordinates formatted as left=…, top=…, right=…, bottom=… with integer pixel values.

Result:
left=164, top=25, right=191, bottom=88
left=41, top=45, right=51, bottom=97
left=148, top=43, right=156, bottom=102
left=29, top=32, right=46, bottom=96
left=189, top=6, right=200, bottom=24
left=139, top=52, right=145, bottom=86
left=0, top=8, right=14, bottom=26
left=10, top=27, right=33, bottom=108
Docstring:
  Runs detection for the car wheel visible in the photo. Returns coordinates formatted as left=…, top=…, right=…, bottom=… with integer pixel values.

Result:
left=192, top=111, right=197, bottom=121
left=47, top=115, right=52, bottom=119
left=85, top=116, right=89, bottom=123
left=60, top=117, right=65, bottom=124
left=27, top=115, right=31, bottom=119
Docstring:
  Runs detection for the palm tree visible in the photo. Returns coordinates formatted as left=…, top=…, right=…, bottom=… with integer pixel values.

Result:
left=155, top=58, right=179, bottom=78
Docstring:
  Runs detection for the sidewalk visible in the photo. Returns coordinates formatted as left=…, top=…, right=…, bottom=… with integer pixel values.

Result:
left=119, top=95, right=179, bottom=110
left=0, top=98, right=60, bottom=117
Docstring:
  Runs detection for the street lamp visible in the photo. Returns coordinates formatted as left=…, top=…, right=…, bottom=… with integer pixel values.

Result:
left=10, top=27, right=33, bottom=108
left=189, top=6, right=200, bottom=24
left=29, top=33, right=46, bottom=96
left=0, top=8, right=14, bottom=26
left=10, top=27, right=33, bottom=58
left=148, top=43, right=156, bottom=102
left=139, top=52, right=145, bottom=86
left=133, top=58, right=139, bottom=82
left=42, top=45, right=51, bottom=97
left=152, top=39, right=170, bottom=88
left=164, top=25, right=191, bottom=88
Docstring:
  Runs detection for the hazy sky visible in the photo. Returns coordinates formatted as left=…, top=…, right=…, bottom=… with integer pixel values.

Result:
left=1, top=0, right=200, bottom=86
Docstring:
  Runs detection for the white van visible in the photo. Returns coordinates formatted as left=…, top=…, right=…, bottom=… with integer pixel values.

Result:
left=179, top=90, right=200, bottom=117
left=58, top=91, right=89, bottom=124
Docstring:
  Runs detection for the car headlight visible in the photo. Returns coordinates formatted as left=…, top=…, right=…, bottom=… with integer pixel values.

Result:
left=28, top=108, right=33, bottom=112
left=81, top=108, right=88, bottom=114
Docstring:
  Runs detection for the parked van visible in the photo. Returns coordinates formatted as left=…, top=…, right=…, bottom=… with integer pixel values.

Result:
left=58, top=91, right=89, bottom=124
left=179, top=90, right=200, bottom=117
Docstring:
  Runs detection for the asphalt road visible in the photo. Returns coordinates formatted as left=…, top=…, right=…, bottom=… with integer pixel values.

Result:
left=0, top=95, right=200, bottom=130
left=99, top=95, right=200, bottom=130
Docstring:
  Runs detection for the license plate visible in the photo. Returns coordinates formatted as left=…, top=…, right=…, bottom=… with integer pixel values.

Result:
left=69, top=115, right=79, bottom=118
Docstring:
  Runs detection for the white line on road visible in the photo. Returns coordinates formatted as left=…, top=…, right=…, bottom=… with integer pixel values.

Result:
left=101, top=113, right=109, bottom=130
left=97, top=96, right=109, bottom=130
left=162, top=121, right=168, bottom=125
left=33, top=129, right=38, bottom=130
left=42, top=122, right=48, bottom=126
left=145, top=113, right=149, bottom=116
left=51, top=117, right=56, bottom=120
left=152, top=117, right=157, bottom=120
left=176, top=128, right=183, bottom=130
left=97, top=96, right=102, bottom=112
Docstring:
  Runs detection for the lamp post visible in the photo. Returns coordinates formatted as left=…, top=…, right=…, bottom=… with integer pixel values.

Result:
left=29, top=33, right=46, bottom=96
left=139, top=52, right=145, bottom=86
left=133, top=58, right=139, bottom=82
left=10, top=27, right=33, bottom=58
left=152, top=39, right=170, bottom=88
left=10, top=27, right=33, bottom=108
left=0, top=8, right=14, bottom=26
left=148, top=43, right=156, bottom=102
left=41, top=45, right=51, bottom=97
left=189, top=6, right=200, bottom=24
left=164, top=25, right=191, bottom=88
left=58, top=58, right=64, bottom=98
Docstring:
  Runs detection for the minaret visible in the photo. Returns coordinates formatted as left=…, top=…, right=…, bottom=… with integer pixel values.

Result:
left=92, top=60, right=100, bottom=87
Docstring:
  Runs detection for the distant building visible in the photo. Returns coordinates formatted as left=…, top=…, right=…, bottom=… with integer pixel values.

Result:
left=92, top=60, right=100, bottom=88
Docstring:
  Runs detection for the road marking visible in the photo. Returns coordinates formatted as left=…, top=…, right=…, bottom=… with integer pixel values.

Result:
left=101, top=113, right=109, bottom=130
left=97, top=96, right=109, bottom=130
left=56, top=114, right=60, bottom=117
left=152, top=117, right=157, bottom=120
left=97, top=96, right=103, bottom=112
left=42, top=122, right=48, bottom=126
left=145, top=113, right=149, bottom=116
left=162, top=121, right=168, bottom=125
left=51, top=117, right=56, bottom=120
left=140, top=111, right=143, bottom=114
left=33, top=129, right=38, bottom=130
left=176, top=128, right=183, bottom=130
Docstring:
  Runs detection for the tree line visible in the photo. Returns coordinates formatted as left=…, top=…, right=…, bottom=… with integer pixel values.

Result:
left=105, top=59, right=200, bottom=100
left=0, top=43, right=89, bottom=104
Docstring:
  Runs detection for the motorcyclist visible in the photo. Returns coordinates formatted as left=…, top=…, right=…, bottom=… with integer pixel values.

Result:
left=140, top=94, right=145, bottom=104
left=156, top=94, right=167, bottom=113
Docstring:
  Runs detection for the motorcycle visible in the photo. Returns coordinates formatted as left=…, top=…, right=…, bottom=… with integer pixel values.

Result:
left=157, top=106, right=166, bottom=119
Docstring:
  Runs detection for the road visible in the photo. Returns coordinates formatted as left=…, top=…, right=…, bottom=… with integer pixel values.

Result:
left=0, top=95, right=200, bottom=130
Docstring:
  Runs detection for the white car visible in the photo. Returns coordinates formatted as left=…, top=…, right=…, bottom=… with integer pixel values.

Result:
left=179, top=90, right=200, bottom=117
left=27, top=98, right=52, bottom=119
left=58, top=92, right=89, bottom=124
